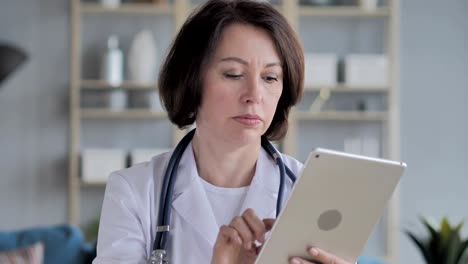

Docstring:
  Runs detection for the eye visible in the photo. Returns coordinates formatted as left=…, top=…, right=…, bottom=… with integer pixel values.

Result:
left=264, top=75, right=279, bottom=83
left=224, top=73, right=243, bottom=79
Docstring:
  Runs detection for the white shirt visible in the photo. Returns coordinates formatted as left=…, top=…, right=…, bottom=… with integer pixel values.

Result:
left=199, top=176, right=250, bottom=226
left=93, top=142, right=303, bottom=264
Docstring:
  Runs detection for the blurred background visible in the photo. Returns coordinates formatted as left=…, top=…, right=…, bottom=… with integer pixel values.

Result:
left=0, top=0, right=467, bottom=263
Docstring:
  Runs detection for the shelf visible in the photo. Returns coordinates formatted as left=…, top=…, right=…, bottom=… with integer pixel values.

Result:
left=80, top=3, right=173, bottom=15
left=299, top=6, right=390, bottom=17
left=295, top=111, right=387, bottom=121
left=81, top=109, right=167, bottom=119
left=81, top=79, right=157, bottom=90
left=304, top=85, right=388, bottom=93
left=190, top=2, right=281, bottom=11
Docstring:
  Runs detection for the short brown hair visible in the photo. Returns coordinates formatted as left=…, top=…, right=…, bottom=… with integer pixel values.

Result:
left=158, top=0, right=304, bottom=141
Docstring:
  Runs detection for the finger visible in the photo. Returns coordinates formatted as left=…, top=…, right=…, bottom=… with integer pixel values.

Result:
left=230, top=216, right=255, bottom=250
left=255, top=244, right=263, bottom=255
left=306, top=247, right=346, bottom=264
left=254, top=219, right=276, bottom=255
left=242, top=208, right=267, bottom=243
left=212, top=226, right=242, bottom=264
left=263, top=218, right=275, bottom=231
left=218, top=225, right=242, bottom=246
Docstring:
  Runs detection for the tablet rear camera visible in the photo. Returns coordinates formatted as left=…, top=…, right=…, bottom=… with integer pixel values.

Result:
left=317, top=209, right=342, bottom=231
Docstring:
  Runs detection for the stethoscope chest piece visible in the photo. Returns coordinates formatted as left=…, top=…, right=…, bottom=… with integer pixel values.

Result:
left=146, top=249, right=169, bottom=264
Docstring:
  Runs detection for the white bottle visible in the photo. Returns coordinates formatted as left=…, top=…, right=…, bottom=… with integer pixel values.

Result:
left=359, top=0, right=378, bottom=11
left=101, top=35, right=123, bottom=86
left=127, top=30, right=157, bottom=84
left=100, top=0, right=121, bottom=9
left=108, top=89, right=127, bottom=112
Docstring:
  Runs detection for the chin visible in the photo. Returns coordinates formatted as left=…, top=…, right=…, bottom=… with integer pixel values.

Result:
left=227, top=127, right=264, bottom=147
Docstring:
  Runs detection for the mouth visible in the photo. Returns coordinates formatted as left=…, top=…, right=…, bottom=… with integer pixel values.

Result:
left=233, top=114, right=263, bottom=126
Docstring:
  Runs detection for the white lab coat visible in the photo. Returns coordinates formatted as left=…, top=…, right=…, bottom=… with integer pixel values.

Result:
left=93, top=142, right=303, bottom=264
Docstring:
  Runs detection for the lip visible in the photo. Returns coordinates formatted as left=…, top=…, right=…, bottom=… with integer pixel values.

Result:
left=235, top=114, right=262, bottom=120
left=233, top=114, right=263, bottom=126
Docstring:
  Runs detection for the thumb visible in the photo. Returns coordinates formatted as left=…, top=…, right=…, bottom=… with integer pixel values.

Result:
left=263, top=218, right=275, bottom=231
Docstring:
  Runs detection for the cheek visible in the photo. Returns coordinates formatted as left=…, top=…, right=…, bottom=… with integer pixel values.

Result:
left=201, top=76, right=237, bottom=116
left=201, top=73, right=219, bottom=105
left=214, top=89, right=232, bottom=104
left=268, top=88, right=283, bottom=110
left=265, top=88, right=282, bottom=121
left=205, top=85, right=233, bottom=108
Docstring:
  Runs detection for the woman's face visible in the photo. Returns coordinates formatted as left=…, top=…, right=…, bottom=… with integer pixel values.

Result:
left=196, top=23, right=283, bottom=146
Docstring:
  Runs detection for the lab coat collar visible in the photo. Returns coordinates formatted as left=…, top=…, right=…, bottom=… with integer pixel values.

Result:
left=171, top=143, right=279, bottom=247
left=171, top=143, right=219, bottom=246
left=238, top=147, right=278, bottom=219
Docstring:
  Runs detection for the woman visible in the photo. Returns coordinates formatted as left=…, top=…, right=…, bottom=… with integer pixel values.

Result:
left=94, top=1, right=352, bottom=263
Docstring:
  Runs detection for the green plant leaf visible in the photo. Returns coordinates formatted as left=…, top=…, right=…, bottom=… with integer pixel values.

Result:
left=446, top=227, right=462, bottom=264
left=439, top=217, right=454, bottom=261
left=422, top=217, right=442, bottom=261
left=405, top=229, right=433, bottom=263
left=422, top=216, right=440, bottom=239
left=459, top=249, right=468, bottom=264
left=408, top=217, right=468, bottom=264
left=441, top=217, right=452, bottom=240
left=456, top=239, right=468, bottom=264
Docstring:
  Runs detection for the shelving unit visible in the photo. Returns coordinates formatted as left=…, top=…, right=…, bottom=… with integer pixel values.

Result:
left=81, top=2, right=174, bottom=15
left=68, top=0, right=190, bottom=230
left=295, top=111, right=388, bottom=121
left=304, top=85, right=389, bottom=93
left=81, top=79, right=158, bottom=89
left=283, top=1, right=401, bottom=263
left=80, top=109, right=167, bottom=119
left=298, top=6, right=390, bottom=17
left=68, top=0, right=400, bottom=262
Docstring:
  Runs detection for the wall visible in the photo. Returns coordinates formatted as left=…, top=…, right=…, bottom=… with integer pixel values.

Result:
left=0, top=0, right=70, bottom=228
left=399, top=0, right=468, bottom=263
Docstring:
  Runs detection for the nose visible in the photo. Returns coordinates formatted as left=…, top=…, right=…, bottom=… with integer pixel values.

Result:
left=241, top=77, right=263, bottom=104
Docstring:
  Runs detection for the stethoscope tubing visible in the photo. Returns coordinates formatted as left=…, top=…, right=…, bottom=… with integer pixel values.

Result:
left=153, top=129, right=296, bottom=252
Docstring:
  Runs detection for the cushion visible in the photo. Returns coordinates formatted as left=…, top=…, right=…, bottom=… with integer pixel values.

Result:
left=0, top=224, right=94, bottom=264
left=357, top=255, right=387, bottom=264
left=0, top=242, right=44, bottom=264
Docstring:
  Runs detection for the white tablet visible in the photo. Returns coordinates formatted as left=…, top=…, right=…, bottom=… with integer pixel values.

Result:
left=255, top=148, right=406, bottom=264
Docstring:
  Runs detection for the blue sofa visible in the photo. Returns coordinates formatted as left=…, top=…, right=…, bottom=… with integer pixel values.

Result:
left=0, top=224, right=95, bottom=264
left=358, top=256, right=387, bottom=264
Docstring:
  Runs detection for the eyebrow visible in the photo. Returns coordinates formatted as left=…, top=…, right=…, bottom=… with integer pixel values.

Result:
left=220, top=57, right=282, bottom=68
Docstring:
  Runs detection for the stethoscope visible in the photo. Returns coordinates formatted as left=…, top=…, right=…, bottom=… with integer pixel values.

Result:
left=147, top=129, right=297, bottom=264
